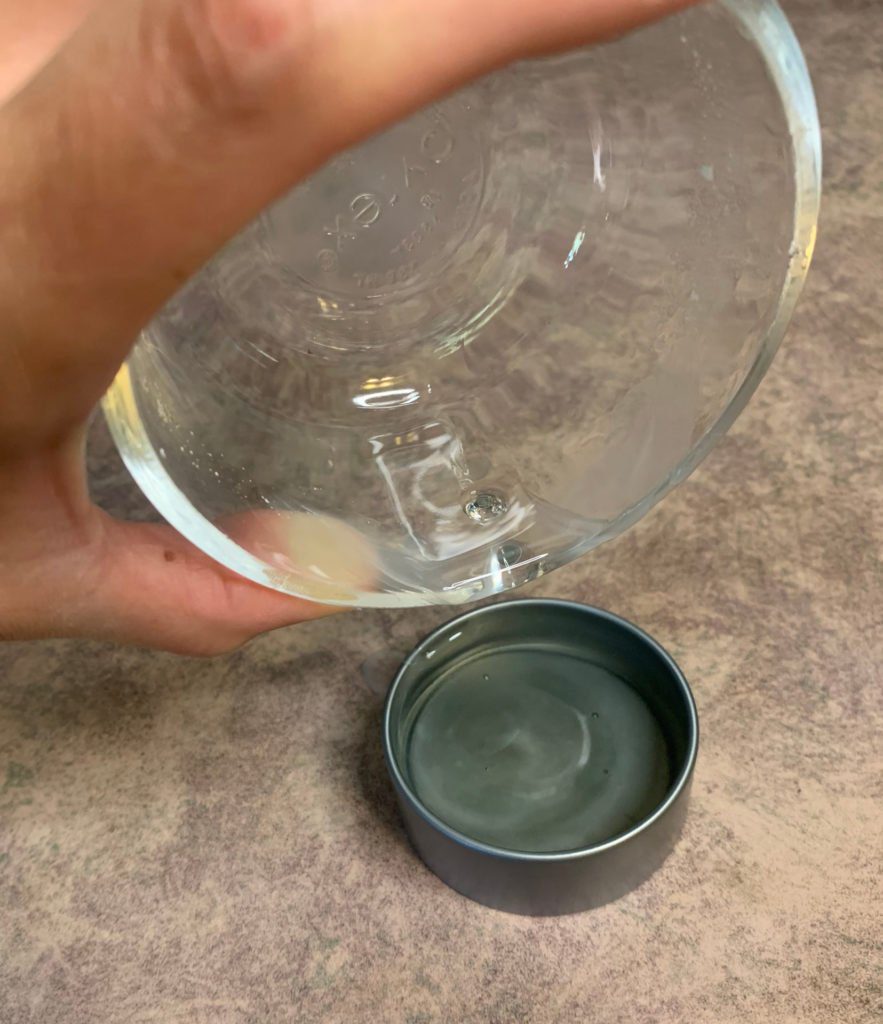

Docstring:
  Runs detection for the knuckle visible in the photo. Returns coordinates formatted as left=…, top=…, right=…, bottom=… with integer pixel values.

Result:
left=140, top=0, right=305, bottom=125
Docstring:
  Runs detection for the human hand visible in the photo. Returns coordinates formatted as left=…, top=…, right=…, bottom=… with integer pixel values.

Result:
left=0, top=0, right=696, bottom=653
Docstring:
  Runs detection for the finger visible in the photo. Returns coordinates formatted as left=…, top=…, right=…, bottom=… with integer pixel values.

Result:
left=0, top=0, right=99, bottom=103
left=0, top=454, right=345, bottom=652
left=76, top=517, right=341, bottom=655
left=0, top=0, right=698, bottom=445
left=222, top=508, right=378, bottom=594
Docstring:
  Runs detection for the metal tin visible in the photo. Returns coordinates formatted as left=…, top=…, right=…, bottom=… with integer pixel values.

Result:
left=383, top=599, right=698, bottom=915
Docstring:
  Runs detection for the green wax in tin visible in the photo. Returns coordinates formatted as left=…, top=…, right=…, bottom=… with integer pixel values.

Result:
left=405, top=643, right=671, bottom=854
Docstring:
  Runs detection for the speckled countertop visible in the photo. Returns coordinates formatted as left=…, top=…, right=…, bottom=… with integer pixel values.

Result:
left=1, top=2, right=881, bottom=1022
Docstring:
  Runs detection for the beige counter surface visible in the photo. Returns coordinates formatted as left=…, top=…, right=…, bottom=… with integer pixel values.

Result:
left=1, top=2, right=881, bottom=1021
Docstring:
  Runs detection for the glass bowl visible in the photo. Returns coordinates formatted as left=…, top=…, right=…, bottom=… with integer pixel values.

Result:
left=104, top=0, right=821, bottom=608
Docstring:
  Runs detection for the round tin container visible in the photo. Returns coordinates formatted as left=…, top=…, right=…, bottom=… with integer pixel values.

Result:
left=383, top=600, right=698, bottom=915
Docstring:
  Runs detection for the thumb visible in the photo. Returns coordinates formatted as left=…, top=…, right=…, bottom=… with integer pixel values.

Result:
left=0, top=0, right=699, bottom=445
left=81, top=517, right=341, bottom=655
